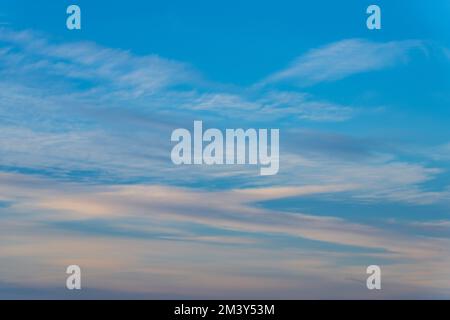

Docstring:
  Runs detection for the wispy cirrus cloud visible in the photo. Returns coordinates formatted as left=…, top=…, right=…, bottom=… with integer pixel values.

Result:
left=185, top=91, right=356, bottom=122
left=275, top=152, right=448, bottom=205
left=260, top=39, right=424, bottom=86
left=0, top=27, right=363, bottom=129
left=0, top=28, right=447, bottom=206
left=0, top=28, right=200, bottom=97
left=1, top=172, right=450, bottom=298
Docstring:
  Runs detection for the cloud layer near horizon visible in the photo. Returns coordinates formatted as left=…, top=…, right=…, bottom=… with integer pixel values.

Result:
left=1, top=172, right=450, bottom=298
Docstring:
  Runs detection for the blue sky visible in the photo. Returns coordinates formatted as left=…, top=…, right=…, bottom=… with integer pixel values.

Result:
left=0, top=0, right=449, bottom=299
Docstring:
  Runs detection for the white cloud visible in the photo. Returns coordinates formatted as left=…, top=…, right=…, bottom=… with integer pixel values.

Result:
left=429, top=142, right=450, bottom=161
left=0, top=29, right=378, bottom=123
left=261, top=39, right=423, bottom=86
left=410, top=220, right=450, bottom=229
left=272, top=151, right=448, bottom=205
left=186, top=91, right=356, bottom=122
left=0, top=28, right=198, bottom=97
